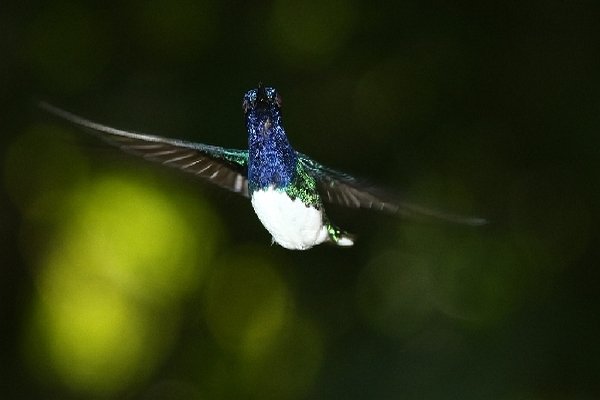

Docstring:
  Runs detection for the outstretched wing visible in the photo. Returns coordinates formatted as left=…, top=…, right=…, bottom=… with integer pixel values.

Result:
left=299, top=154, right=486, bottom=226
left=40, top=102, right=250, bottom=197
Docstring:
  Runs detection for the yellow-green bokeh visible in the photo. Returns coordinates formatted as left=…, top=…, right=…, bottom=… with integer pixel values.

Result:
left=203, top=248, right=293, bottom=356
left=239, top=316, right=323, bottom=399
left=6, top=123, right=223, bottom=395
left=203, top=248, right=323, bottom=398
left=135, top=0, right=215, bottom=58
left=50, top=176, right=217, bottom=304
left=270, top=0, right=358, bottom=67
left=25, top=277, right=168, bottom=394
left=357, top=250, right=436, bottom=338
left=354, top=57, right=440, bottom=137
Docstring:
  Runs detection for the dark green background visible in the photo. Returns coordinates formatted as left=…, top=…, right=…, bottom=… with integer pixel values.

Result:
left=1, top=1, right=599, bottom=398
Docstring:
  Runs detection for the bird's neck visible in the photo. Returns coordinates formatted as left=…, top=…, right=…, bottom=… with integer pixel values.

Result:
left=246, top=110, right=297, bottom=193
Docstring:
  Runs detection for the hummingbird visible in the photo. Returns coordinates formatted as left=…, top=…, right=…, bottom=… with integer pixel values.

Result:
left=39, top=85, right=485, bottom=250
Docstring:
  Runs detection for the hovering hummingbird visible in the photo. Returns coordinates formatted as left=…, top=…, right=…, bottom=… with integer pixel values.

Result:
left=39, top=85, right=485, bottom=250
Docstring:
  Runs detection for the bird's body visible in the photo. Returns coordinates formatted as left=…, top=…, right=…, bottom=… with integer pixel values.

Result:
left=251, top=188, right=330, bottom=249
left=40, top=85, right=485, bottom=250
left=243, top=86, right=353, bottom=249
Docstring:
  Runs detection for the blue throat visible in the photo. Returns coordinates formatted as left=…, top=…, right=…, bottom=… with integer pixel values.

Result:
left=246, top=107, right=297, bottom=193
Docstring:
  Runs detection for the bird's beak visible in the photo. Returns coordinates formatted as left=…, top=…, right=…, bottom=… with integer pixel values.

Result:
left=256, top=85, right=268, bottom=108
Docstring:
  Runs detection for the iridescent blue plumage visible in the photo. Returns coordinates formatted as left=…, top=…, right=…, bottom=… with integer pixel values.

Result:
left=244, top=86, right=297, bottom=193
left=39, top=85, right=486, bottom=250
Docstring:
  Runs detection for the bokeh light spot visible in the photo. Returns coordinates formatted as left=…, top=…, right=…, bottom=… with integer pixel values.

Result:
left=240, top=316, right=323, bottom=399
left=425, top=231, right=521, bottom=325
left=18, top=151, right=222, bottom=395
left=203, top=248, right=292, bottom=357
left=354, top=57, right=439, bottom=136
left=56, top=176, right=218, bottom=304
left=396, top=219, right=523, bottom=328
left=136, top=0, right=215, bottom=58
left=270, top=0, right=358, bottom=66
left=357, top=251, right=436, bottom=338
left=28, top=279, right=156, bottom=394
left=202, top=249, right=324, bottom=398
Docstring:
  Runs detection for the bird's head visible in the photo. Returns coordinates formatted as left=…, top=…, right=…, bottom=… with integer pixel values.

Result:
left=243, top=84, right=282, bottom=117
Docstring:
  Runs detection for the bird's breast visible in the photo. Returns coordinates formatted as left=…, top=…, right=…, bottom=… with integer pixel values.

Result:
left=251, top=187, right=328, bottom=250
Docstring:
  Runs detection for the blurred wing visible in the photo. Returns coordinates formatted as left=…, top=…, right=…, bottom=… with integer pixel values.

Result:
left=299, top=154, right=486, bottom=226
left=40, top=102, right=249, bottom=197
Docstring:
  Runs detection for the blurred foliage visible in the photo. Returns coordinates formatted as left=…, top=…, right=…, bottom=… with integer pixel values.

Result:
left=1, top=0, right=600, bottom=399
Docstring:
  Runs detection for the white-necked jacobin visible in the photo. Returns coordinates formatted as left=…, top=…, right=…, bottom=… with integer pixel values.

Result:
left=39, top=84, right=486, bottom=250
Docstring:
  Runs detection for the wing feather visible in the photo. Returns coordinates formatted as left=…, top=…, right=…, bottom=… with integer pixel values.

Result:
left=299, top=153, right=486, bottom=226
left=40, top=102, right=249, bottom=197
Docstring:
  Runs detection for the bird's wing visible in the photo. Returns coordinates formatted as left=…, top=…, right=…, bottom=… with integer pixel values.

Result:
left=40, top=102, right=250, bottom=197
left=298, top=153, right=486, bottom=226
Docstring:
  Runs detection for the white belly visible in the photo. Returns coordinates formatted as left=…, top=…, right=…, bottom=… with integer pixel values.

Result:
left=251, top=188, right=329, bottom=250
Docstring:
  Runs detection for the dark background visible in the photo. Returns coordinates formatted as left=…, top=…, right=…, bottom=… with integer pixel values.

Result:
left=1, top=1, right=599, bottom=398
